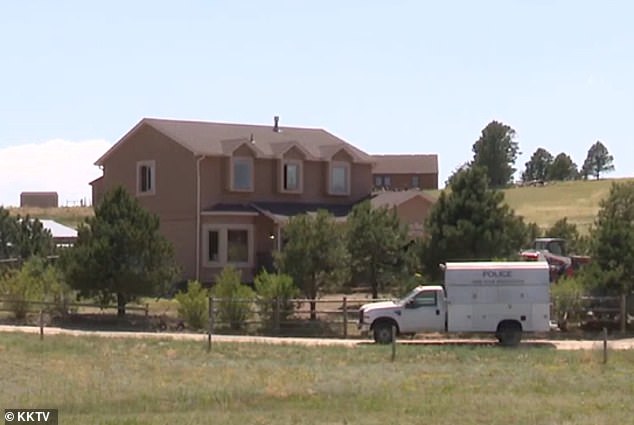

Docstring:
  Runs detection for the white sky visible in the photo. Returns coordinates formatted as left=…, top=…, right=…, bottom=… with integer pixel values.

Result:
left=0, top=139, right=111, bottom=207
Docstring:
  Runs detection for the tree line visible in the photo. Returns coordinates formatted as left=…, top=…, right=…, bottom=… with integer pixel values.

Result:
left=454, top=120, right=616, bottom=187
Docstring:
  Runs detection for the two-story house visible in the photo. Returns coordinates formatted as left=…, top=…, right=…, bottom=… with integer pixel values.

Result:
left=91, top=117, right=374, bottom=284
left=372, top=154, right=438, bottom=191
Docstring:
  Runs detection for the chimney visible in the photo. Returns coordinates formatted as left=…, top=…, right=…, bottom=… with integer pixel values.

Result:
left=273, top=116, right=280, bottom=132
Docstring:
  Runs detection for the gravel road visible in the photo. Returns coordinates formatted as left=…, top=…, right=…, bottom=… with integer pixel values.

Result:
left=3, top=324, right=634, bottom=350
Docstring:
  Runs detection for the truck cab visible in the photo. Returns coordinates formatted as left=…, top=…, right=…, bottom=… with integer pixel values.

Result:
left=359, top=285, right=446, bottom=343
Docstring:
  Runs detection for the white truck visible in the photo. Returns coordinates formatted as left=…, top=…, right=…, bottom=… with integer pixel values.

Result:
left=358, top=261, right=551, bottom=346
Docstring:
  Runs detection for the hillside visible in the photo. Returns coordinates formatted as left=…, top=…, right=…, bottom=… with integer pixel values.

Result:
left=425, top=178, right=633, bottom=233
left=503, top=178, right=633, bottom=233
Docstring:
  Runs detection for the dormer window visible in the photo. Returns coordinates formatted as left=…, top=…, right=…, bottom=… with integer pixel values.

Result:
left=329, top=161, right=350, bottom=195
left=231, top=157, right=253, bottom=192
left=136, top=160, right=155, bottom=196
left=280, top=159, right=302, bottom=193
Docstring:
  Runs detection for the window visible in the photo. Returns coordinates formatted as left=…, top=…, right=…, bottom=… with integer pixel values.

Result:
left=136, top=160, right=155, bottom=195
left=208, top=230, right=219, bottom=262
left=412, top=291, right=437, bottom=307
left=281, top=160, right=302, bottom=193
left=412, top=175, right=420, bottom=188
left=374, top=176, right=383, bottom=187
left=329, top=162, right=350, bottom=195
left=203, top=225, right=253, bottom=267
left=231, top=157, right=253, bottom=191
left=383, top=176, right=391, bottom=188
left=227, top=229, right=249, bottom=263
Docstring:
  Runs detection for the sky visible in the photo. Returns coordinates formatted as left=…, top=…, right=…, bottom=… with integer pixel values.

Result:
left=1, top=0, right=633, bottom=206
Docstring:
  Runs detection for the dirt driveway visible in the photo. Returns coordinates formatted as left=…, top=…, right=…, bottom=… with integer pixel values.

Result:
left=2, top=324, right=634, bottom=350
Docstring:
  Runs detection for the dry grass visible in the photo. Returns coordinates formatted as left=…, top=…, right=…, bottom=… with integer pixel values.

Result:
left=7, top=206, right=93, bottom=229
left=1, top=333, right=634, bottom=424
left=503, top=179, right=634, bottom=233
left=426, top=178, right=634, bottom=233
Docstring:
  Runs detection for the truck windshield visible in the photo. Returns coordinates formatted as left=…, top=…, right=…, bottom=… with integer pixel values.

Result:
left=399, top=288, right=420, bottom=304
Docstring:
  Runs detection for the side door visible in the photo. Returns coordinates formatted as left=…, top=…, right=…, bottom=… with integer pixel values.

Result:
left=399, top=289, right=445, bottom=333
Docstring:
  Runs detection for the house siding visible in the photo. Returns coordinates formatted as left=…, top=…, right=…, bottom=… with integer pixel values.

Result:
left=96, top=124, right=199, bottom=281
left=199, top=156, right=372, bottom=208
left=373, top=173, right=438, bottom=190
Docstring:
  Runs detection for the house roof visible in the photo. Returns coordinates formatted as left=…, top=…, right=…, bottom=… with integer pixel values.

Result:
left=371, top=154, right=438, bottom=174
left=204, top=202, right=357, bottom=224
left=96, top=117, right=373, bottom=165
left=370, top=190, right=437, bottom=209
left=39, top=219, right=78, bottom=239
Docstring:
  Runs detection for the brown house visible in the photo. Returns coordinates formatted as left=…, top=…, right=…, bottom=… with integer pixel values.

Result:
left=91, top=117, right=375, bottom=284
left=371, top=155, right=438, bottom=190
left=20, top=192, right=59, bottom=208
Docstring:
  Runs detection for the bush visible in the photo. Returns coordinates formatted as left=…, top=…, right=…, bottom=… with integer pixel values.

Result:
left=212, top=266, right=255, bottom=330
left=254, top=270, right=299, bottom=327
left=0, top=257, right=71, bottom=320
left=551, top=276, right=587, bottom=330
left=174, top=280, right=208, bottom=330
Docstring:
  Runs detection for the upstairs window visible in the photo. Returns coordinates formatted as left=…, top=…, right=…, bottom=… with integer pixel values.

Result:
left=136, top=160, right=155, bottom=196
left=280, top=160, right=302, bottom=193
left=374, top=175, right=391, bottom=189
left=329, top=162, right=350, bottom=195
left=231, top=157, right=253, bottom=191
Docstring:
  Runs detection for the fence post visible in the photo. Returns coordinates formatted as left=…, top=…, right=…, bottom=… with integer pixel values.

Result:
left=620, top=293, right=627, bottom=334
left=274, top=297, right=281, bottom=335
left=39, top=309, right=44, bottom=341
left=342, top=296, right=348, bottom=339
left=207, top=296, right=214, bottom=352
left=391, top=325, right=396, bottom=362
left=603, top=327, right=608, bottom=364
left=144, top=303, right=149, bottom=331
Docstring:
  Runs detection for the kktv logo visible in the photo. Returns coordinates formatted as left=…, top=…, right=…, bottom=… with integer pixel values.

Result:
left=4, top=410, right=58, bottom=424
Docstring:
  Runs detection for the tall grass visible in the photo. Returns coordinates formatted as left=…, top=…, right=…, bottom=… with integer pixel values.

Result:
left=1, top=333, right=633, bottom=424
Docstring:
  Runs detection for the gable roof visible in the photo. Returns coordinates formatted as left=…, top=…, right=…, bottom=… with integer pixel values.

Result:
left=371, top=154, right=438, bottom=174
left=95, top=117, right=373, bottom=165
left=370, top=190, right=437, bottom=209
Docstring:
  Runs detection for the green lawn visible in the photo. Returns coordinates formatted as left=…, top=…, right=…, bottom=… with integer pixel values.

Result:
left=1, top=333, right=633, bottom=424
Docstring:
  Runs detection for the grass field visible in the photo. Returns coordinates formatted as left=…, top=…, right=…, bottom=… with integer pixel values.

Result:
left=7, top=206, right=93, bottom=229
left=424, top=177, right=634, bottom=233
left=2, top=333, right=633, bottom=425
left=502, top=178, right=634, bottom=232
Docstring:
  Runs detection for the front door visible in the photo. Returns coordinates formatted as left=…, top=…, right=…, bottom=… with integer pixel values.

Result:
left=399, top=290, right=445, bottom=333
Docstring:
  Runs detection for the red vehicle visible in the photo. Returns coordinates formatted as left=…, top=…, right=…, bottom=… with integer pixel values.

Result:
left=520, top=238, right=591, bottom=282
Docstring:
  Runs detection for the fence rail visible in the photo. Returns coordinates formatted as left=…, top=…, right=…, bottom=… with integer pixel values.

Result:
left=1, top=293, right=631, bottom=341
left=0, top=298, right=149, bottom=318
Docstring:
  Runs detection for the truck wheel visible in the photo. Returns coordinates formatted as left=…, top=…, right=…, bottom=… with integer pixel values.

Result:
left=373, top=322, right=396, bottom=344
left=496, top=321, right=522, bottom=347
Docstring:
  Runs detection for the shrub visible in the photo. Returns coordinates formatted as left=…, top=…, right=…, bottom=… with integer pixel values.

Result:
left=212, top=266, right=255, bottom=330
left=174, top=280, right=208, bottom=330
left=551, top=276, right=587, bottom=329
left=0, top=257, right=71, bottom=320
left=254, top=270, right=299, bottom=327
